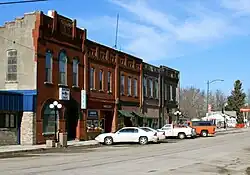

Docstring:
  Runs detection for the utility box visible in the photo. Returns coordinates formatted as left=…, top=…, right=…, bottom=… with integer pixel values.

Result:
left=59, top=132, right=67, bottom=147
left=46, top=140, right=55, bottom=148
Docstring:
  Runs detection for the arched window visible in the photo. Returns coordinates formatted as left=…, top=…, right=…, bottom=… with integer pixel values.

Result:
left=42, top=102, right=58, bottom=134
left=72, top=58, right=79, bottom=86
left=59, top=51, right=67, bottom=85
left=45, top=50, right=53, bottom=83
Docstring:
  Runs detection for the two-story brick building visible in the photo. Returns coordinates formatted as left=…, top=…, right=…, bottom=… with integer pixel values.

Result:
left=160, top=66, right=180, bottom=124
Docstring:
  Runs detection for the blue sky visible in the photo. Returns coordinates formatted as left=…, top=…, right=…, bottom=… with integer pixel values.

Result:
left=1, top=0, right=250, bottom=95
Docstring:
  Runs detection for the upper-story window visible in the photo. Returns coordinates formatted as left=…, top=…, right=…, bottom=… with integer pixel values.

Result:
left=99, top=70, right=104, bottom=91
left=58, top=51, right=67, bottom=85
left=90, top=67, right=95, bottom=89
left=154, top=80, right=159, bottom=99
left=72, top=58, right=79, bottom=87
left=149, top=79, right=153, bottom=97
left=45, top=50, right=53, bottom=83
left=107, top=71, right=112, bottom=92
left=120, top=74, right=125, bottom=95
left=6, top=49, right=17, bottom=82
left=164, top=83, right=168, bottom=100
left=134, top=78, right=138, bottom=97
left=175, top=87, right=178, bottom=102
left=170, top=85, right=173, bottom=101
left=143, top=77, right=147, bottom=97
left=128, top=77, right=132, bottom=96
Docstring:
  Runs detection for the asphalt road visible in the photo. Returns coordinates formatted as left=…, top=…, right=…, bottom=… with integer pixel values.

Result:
left=1, top=129, right=250, bottom=175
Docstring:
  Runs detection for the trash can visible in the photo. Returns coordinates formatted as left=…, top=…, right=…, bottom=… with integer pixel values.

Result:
left=59, top=132, right=67, bottom=147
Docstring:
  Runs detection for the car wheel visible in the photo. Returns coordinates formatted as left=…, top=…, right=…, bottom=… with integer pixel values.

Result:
left=201, top=131, right=208, bottom=137
left=178, top=133, right=186, bottom=139
left=104, top=136, right=113, bottom=145
left=139, top=136, right=148, bottom=145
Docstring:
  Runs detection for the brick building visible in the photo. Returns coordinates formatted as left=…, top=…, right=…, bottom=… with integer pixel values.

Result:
left=0, top=10, right=179, bottom=145
left=160, top=66, right=180, bottom=124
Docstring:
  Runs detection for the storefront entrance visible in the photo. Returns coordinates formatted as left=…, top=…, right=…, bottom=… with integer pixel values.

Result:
left=64, top=98, right=79, bottom=140
left=102, top=110, right=113, bottom=133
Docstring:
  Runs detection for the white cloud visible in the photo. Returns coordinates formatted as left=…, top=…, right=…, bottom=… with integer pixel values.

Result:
left=220, top=0, right=250, bottom=16
left=78, top=0, right=250, bottom=62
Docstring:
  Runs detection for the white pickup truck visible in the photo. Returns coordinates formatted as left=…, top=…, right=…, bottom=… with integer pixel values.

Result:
left=158, top=124, right=196, bottom=139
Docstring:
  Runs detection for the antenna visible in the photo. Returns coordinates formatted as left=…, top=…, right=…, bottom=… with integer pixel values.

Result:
left=114, top=13, right=119, bottom=49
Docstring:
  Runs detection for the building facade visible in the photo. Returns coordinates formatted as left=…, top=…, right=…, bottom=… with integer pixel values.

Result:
left=141, top=63, right=161, bottom=129
left=160, top=66, right=180, bottom=124
left=0, top=10, right=180, bottom=145
left=0, top=12, right=37, bottom=145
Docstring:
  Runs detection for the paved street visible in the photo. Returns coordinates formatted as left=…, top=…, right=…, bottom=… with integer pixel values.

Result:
left=1, top=129, right=250, bottom=175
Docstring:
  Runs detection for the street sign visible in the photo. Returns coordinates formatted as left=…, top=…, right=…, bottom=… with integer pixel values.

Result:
left=81, top=90, right=87, bottom=109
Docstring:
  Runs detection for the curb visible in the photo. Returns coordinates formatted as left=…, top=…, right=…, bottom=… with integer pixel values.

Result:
left=0, top=143, right=101, bottom=159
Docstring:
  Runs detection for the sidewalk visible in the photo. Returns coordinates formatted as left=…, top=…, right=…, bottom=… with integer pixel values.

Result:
left=0, top=140, right=99, bottom=155
left=216, top=127, right=249, bottom=133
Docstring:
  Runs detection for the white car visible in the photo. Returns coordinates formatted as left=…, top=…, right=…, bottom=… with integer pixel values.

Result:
left=95, top=127, right=158, bottom=145
left=140, top=127, right=165, bottom=141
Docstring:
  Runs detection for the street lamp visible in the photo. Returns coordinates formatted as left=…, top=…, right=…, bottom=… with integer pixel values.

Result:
left=174, top=110, right=181, bottom=124
left=222, top=102, right=228, bottom=129
left=49, top=101, right=62, bottom=142
left=206, top=79, right=224, bottom=113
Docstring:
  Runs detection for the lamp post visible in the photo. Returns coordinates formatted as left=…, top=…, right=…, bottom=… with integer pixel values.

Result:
left=222, top=102, right=228, bottom=129
left=206, top=79, right=224, bottom=113
left=174, top=110, right=181, bottom=124
left=49, top=101, right=62, bottom=142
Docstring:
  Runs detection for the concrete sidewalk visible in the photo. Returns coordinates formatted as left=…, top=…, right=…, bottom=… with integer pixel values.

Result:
left=0, top=140, right=99, bottom=155
left=216, top=127, right=249, bottom=133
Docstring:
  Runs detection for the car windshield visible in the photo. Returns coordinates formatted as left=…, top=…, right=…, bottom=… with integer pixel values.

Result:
left=140, top=127, right=153, bottom=132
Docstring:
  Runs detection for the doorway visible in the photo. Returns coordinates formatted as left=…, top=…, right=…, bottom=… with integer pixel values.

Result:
left=103, top=111, right=113, bottom=133
left=65, top=98, right=79, bottom=140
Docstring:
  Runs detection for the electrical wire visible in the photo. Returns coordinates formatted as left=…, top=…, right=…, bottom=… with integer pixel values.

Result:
left=0, top=0, right=47, bottom=5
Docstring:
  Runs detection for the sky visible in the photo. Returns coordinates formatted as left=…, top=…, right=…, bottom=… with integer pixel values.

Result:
left=0, top=0, right=250, bottom=95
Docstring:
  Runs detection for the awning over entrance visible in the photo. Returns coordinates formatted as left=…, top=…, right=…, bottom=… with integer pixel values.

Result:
left=132, top=111, right=146, bottom=118
left=118, top=110, right=134, bottom=118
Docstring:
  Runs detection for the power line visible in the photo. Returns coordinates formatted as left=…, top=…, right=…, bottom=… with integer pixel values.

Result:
left=0, top=0, right=47, bottom=5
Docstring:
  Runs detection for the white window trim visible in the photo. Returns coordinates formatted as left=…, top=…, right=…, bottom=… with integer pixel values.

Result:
left=143, top=77, right=147, bottom=97
left=128, top=77, right=132, bottom=96
left=120, top=74, right=125, bottom=94
left=59, top=52, right=67, bottom=85
left=134, top=78, right=138, bottom=97
left=90, top=67, right=95, bottom=90
left=99, top=70, right=104, bottom=91
left=170, top=85, right=173, bottom=101
left=107, top=71, right=112, bottom=93
left=6, top=49, right=18, bottom=82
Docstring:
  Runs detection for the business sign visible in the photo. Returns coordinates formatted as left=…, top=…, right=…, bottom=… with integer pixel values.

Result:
left=88, top=110, right=98, bottom=118
left=81, top=90, right=87, bottom=109
left=59, top=87, right=70, bottom=100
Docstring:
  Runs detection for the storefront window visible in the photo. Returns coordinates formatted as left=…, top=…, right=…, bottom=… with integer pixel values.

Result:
left=43, top=102, right=58, bottom=134
left=0, top=113, right=16, bottom=128
left=87, top=119, right=103, bottom=132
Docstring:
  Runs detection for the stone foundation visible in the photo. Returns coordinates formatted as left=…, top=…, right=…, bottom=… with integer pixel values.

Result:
left=0, top=128, right=18, bottom=145
left=20, top=112, right=36, bottom=145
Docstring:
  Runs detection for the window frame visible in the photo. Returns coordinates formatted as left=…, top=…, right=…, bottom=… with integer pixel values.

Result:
left=170, top=85, right=173, bottom=101
left=72, top=58, right=79, bottom=87
left=128, top=76, right=132, bottom=96
left=58, top=51, right=68, bottom=85
left=143, top=77, right=147, bottom=97
left=90, top=67, right=95, bottom=90
left=154, top=80, right=159, bottom=99
left=6, top=49, right=18, bottom=82
left=99, top=69, right=104, bottom=91
left=107, top=71, right=112, bottom=92
left=0, top=113, right=16, bottom=128
left=120, top=74, right=125, bottom=95
left=133, top=78, right=138, bottom=97
left=149, top=79, right=153, bottom=97
left=42, top=103, right=58, bottom=135
left=45, top=50, right=53, bottom=83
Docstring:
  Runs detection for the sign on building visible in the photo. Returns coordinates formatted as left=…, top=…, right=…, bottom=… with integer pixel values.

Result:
left=59, top=87, right=70, bottom=100
left=81, top=90, right=87, bottom=109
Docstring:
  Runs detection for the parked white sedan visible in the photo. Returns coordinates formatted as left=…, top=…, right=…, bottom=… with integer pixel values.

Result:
left=140, top=127, right=166, bottom=141
left=95, top=127, right=158, bottom=145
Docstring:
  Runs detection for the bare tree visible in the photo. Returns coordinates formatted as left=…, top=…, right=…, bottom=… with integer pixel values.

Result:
left=179, top=87, right=206, bottom=118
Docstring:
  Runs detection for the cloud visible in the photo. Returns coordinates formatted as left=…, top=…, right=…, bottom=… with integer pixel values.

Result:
left=78, top=0, right=250, bottom=62
left=220, top=0, right=250, bottom=16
